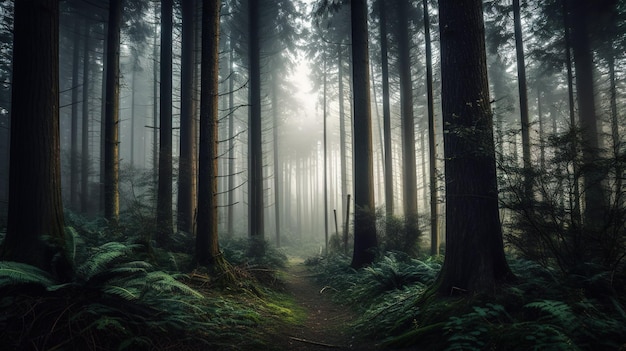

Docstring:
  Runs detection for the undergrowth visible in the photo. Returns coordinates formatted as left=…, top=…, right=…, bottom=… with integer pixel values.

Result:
left=308, top=252, right=626, bottom=350
left=0, top=218, right=298, bottom=350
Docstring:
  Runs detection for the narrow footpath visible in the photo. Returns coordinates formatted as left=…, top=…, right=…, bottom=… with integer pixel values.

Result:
left=275, top=258, right=377, bottom=351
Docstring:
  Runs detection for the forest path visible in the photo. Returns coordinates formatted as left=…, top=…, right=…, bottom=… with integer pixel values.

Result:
left=274, top=257, right=377, bottom=351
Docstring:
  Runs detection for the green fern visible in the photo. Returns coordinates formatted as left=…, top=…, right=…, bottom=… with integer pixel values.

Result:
left=524, top=300, right=578, bottom=332
left=0, top=261, right=55, bottom=287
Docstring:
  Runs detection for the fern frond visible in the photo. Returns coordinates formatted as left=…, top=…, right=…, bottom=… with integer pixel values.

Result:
left=143, top=271, right=204, bottom=298
left=0, top=261, right=56, bottom=287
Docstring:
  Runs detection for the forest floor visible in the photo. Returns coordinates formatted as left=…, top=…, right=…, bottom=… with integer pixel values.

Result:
left=271, top=257, right=378, bottom=351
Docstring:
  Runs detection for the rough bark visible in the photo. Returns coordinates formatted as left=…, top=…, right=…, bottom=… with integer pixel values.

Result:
left=379, top=0, right=394, bottom=217
left=196, top=0, right=222, bottom=266
left=178, top=0, right=197, bottom=234
left=435, top=0, right=513, bottom=294
left=81, top=19, right=90, bottom=213
left=350, top=0, right=377, bottom=268
left=103, top=0, right=121, bottom=224
left=1, top=0, right=71, bottom=279
left=70, top=20, right=80, bottom=210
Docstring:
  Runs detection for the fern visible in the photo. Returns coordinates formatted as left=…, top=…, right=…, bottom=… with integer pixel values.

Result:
left=0, top=261, right=56, bottom=287
left=524, top=300, right=578, bottom=332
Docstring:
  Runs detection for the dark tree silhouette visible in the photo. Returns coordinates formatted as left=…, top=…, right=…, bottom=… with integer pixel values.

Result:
left=435, top=0, right=513, bottom=294
left=350, top=0, right=378, bottom=268
left=1, top=0, right=71, bottom=279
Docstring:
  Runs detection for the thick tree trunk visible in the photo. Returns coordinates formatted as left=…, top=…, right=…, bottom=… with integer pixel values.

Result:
left=272, top=76, right=282, bottom=247
left=103, top=0, right=121, bottom=224
left=1, top=0, right=71, bottom=279
left=570, top=0, right=605, bottom=231
left=178, top=0, right=197, bottom=234
left=350, top=0, right=377, bottom=268
left=157, top=0, right=174, bottom=244
left=435, top=0, right=513, bottom=294
left=338, top=44, right=348, bottom=224
left=196, top=0, right=222, bottom=266
left=248, top=0, right=265, bottom=255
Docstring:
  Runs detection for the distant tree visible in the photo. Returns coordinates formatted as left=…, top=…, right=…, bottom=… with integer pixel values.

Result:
left=434, top=0, right=513, bottom=294
left=156, top=0, right=174, bottom=244
left=196, top=0, right=223, bottom=267
left=350, top=0, right=377, bottom=268
left=0, top=0, right=72, bottom=279
left=178, top=0, right=197, bottom=235
left=81, top=18, right=91, bottom=214
left=103, top=0, right=122, bottom=224
left=70, top=19, right=81, bottom=211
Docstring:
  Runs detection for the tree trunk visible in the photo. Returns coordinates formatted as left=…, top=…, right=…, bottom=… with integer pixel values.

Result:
left=396, top=0, right=419, bottom=252
left=379, top=0, right=393, bottom=217
left=178, top=0, right=197, bottom=234
left=227, top=38, right=235, bottom=238
left=423, top=0, right=439, bottom=256
left=513, top=0, right=533, bottom=199
left=1, top=0, right=71, bottom=279
left=272, top=75, right=282, bottom=247
left=435, top=0, right=513, bottom=294
left=196, top=0, right=222, bottom=266
left=248, top=0, right=265, bottom=255
left=350, top=0, right=377, bottom=268
left=103, top=0, right=121, bottom=224
left=81, top=19, right=90, bottom=214
left=70, top=20, right=80, bottom=210
left=570, top=0, right=605, bottom=230
left=157, top=0, right=174, bottom=244
left=338, top=43, right=348, bottom=224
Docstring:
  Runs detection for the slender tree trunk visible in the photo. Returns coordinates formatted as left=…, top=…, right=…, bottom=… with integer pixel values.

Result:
left=379, top=1, right=393, bottom=217
left=272, top=75, right=282, bottom=247
left=424, top=0, right=439, bottom=256
left=396, top=0, right=419, bottom=252
left=248, top=0, right=264, bottom=255
left=435, top=0, right=513, bottom=294
left=513, top=0, right=533, bottom=199
left=227, top=39, right=235, bottom=237
left=1, top=0, right=71, bottom=279
left=157, top=0, right=174, bottom=244
left=70, top=20, right=80, bottom=210
left=152, top=3, right=159, bottom=187
left=323, top=58, right=329, bottom=254
left=196, top=0, right=222, bottom=266
left=81, top=19, right=90, bottom=213
left=104, top=0, right=122, bottom=224
left=338, top=44, right=348, bottom=223
left=608, top=55, right=621, bottom=203
left=178, top=0, right=197, bottom=234
left=130, top=50, right=137, bottom=168
left=350, top=0, right=377, bottom=268
left=537, top=87, right=545, bottom=169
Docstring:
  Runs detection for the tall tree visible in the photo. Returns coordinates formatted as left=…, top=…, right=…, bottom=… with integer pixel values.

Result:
left=394, top=0, right=419, bottom=252
left=156, top=0, right=174, bottom=244
left=81, top=19, right=91, bottom=213
left=247, top=0, right=265, bottom=255
left=196, top=0, right=222, bottom=266
left=570, top=0, right=605, bottom=230
left=1, top=0, right=71, bottom=278
left=423, top=0, right=439, bottom=256
left=378, top=0, right=393, bottom=217
left=350, top=0, right=377, bottom=268
left=103, top=0, right=122, bottom=224
left=70, top=20, right=81, bottom=210
left=178, top=0, right=197, bottom=234
left=435, top=0, right=513, bottom=294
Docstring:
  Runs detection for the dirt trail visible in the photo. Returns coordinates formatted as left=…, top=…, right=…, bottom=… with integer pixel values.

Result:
left=276, top=258, right=377, bottom=351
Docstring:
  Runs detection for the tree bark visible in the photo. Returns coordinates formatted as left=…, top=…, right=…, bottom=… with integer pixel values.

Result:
left=157, top=0, right=174, bottom=244
left=178, top=0, right=197, bottom=234
left=70, top=20, right=80, bottom=210
left=350, top=0, right=377, bottom=268
left=248, top=0, right=265, bottom=255
left=379, top=0, right=393, bottom=217
left=1, top=0, right=71, bottom=279
left=103, top=0, right=121, bottom=224
left=196, top=0, right=222, bottom=266
left=81, top=19, right=90, bottom=214
left=435, top=0, right=513, bottom=294
left=396, top=0, right=419, bottom=252
left=423, top=0, right=439, bottom=256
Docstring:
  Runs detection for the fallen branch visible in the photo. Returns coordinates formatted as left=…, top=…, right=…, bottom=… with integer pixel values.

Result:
left=288, top=336, right=341, bottom=348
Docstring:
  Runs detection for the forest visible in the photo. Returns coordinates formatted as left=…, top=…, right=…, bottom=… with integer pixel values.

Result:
left=0, top=0, right=625, bottom=349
